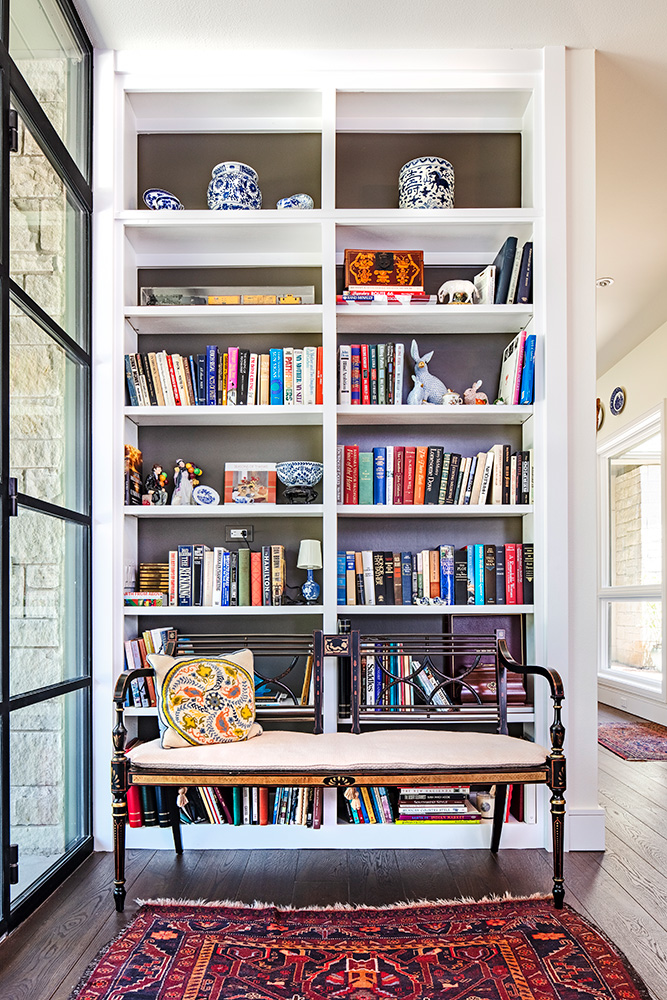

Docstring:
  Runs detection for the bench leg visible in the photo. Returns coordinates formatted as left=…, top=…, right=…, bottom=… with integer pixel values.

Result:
left=111, top=758, right=128, bottom=912
left=169, top=786, right=183, bottom=855
left=550, top=788, right=566, bottom=908
left=490, top=784, right=507, bottom=853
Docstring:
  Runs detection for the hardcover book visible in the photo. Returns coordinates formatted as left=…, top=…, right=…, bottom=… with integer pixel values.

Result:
left=224, top=463, right=277, bottom=504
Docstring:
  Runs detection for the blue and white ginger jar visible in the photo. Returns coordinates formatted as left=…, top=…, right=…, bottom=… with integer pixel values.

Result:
left=207, top=161, right=262, bottom=211
left=398, top=156, right=455, bottom=209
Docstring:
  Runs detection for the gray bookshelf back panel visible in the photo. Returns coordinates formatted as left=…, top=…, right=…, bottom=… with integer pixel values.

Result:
left=138, top=267, right=322, bottom=305
left=336, top=133, right=522, bottom=209
left=336, top=424, right=524, bottom=454
left=138, top=132, right=322, bottom=210
left=336, top=517, right=522, bottom=553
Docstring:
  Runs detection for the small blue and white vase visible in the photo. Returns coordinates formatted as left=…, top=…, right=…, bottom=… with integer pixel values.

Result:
left=207, top=161, right=262, bottom=210
left=276, top=193, right=314, bottom=210
left=301, top=571, right=320, bottom=605
left=398, top=156, right=455, bottom=209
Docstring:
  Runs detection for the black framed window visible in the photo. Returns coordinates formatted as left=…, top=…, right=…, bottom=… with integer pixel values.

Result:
left=0, top=0, right=92, bottom=932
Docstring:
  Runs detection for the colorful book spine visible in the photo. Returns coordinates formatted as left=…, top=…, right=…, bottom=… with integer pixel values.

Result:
left=350, top=345, right=361, bottom=404
left=519, top=333, right=536, bottom=404
left=206, top=344, right=218, bottom=404
left=358, top=451, right=374, bottom=505
left=337, top=551, right=346, bottom=605
left=227, top=346, right=239, bottom=405
left=269, top=348, right=283, bottom=405
left=439, top=544, right=454, bottom=604
left=373, top=447, right=387, bottom=504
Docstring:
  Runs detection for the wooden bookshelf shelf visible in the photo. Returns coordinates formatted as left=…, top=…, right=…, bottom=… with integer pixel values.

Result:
left=124, top=405, right=324, bottom=426
left=124, top=504, right=324, bottom=517
left=337, top=504, right=532, bottom=518
left=336, top=405, right=533, bottom=425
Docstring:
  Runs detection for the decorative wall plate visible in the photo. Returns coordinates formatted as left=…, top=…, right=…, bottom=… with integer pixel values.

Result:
left=609, top=386, right=626, bottom=416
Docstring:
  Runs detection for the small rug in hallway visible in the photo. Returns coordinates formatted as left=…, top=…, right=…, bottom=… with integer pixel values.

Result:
left=598, top=718, right=667, bottom=759
left=70, top=897, right=651, bottom=999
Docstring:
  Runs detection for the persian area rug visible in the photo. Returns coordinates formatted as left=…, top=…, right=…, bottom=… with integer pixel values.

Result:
left=70, top=896, right=651, bottom=999
left=598, top=718, right=667, bottom=759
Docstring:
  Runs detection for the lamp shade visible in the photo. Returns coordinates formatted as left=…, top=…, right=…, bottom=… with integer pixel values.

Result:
left=297, top=538, right=322, bottom=570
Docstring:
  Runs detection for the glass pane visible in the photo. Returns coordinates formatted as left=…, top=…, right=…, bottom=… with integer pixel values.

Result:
left=609, top=430, right=661, bottom=587
left=10, top=305, right=89, bottom=513
left=10, top=112, right=87, bottom=348
left=10, top=689, right=88, bottom=903
left=607, top=600, right=662, bottom=687
left=10, top=506, right=89, bottom=698
left=9, top=0, right=89, bottom=174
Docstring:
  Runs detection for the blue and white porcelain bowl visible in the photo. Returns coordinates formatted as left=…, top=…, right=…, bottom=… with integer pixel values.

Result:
left=398, top=156, right=455, bottom=209
left=275, top=461, right=324, bottom=487
left=142, top=188, right=184, bottom=210
left=276, top=193, right=314, bottom=210
left=207, top=161, right=262, bottom=210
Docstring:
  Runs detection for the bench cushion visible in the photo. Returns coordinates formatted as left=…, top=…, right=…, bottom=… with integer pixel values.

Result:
left=127, top=729, right=549, bottom=774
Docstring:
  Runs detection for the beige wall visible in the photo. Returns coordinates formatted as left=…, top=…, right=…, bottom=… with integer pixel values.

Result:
left=597, top=319, right=667, bottom=443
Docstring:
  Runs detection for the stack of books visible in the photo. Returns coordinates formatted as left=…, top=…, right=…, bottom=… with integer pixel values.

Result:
left=395, top=786, right=481, bottom=824
left=342, top=786, right=395, bottom=823
left=169, top=542, right=288, bottom=607
left=338, top=343, right=405, bottom=405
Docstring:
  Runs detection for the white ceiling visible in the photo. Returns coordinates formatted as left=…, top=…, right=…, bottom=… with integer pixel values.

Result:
left=73, top=0, right=667, bottom=375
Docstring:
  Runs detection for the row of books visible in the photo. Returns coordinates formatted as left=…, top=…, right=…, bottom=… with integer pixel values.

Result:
left=477, top=237, right=533, bottom=306
left=497, top=330, right=536, bottom=405
left=127, top=780, right=323, bottom=828
left=338, top=343, right=405, bottom=405
left=337, top=543, right=534, bottom=607
left=123, top=626, right=175, bottom=706
left=170, top=543, right=287, bottom=607
left=338, top=443, right=532, bottom=506
left=125, top=345, right=324, bottom=407
left=360, top=653, right=452, bottom=709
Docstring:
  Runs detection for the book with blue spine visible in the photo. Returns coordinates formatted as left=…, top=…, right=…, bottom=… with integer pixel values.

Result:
left=373, top=447, right=387, bottom=504
left=401, top=552, right=413, bottom=604
left=492, top=236, right=518, bottom=304
left=474, top=544, right=485, bottom=605
left=515, top=241, right=533, bottom=304
left=188, top=355, right=200, bottom=405
left=206, top=345, right=218, bottom=404
left=519, top=333, right=536, bottom=404
left=466, top=545, right=475, bottom=604
left=220, top=550, right=231, bottom=607
left=439, top=544, right=455, bottom=604
left=269, top=348, right=284, bottom=405
left=124, top=355, right=139, bottom=406
left=337, top=551, right=346, bottom=605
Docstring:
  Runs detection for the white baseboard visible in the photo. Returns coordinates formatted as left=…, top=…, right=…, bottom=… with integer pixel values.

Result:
left=565, top=807, right=605, bottom=851
left=599, top=686, right=667, bottom=727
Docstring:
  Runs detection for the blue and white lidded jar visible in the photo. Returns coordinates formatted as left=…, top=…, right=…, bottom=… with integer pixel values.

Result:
left=207, top=161, right=262, bottom=210
left=398, top=156, right=455, bottom=209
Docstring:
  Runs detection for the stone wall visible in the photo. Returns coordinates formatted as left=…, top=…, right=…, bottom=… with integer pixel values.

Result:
left=611, top=464, right=661, bottom=669
left=9, top=60, right=70, bottom=858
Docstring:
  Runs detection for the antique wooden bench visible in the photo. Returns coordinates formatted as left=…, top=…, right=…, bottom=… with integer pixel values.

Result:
left=112, top=629, right=565, bottom=912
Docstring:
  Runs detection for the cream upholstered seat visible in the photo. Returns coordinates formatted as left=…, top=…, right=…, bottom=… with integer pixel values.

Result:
left=128, top=728, right=548, bottom=773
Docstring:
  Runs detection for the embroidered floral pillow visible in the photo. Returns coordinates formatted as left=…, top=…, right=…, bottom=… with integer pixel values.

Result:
left=147, top=648, right=262, bottom=749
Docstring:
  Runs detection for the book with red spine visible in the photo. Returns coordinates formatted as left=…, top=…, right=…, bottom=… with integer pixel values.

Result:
left=350, top=345, right=361, bottom=404
left=403, top=447, right=416, bottom=504
left=343, top=445, right=359, bottom=504
left=360, top=344, right=371, bottom=404
left=505, top=543, right=517, bottom=603
left=393, top=446, right=405, bottom=504
left=315, top=346, right=324, bottom=404
left=250, top=551, right=263, bottom=606
left=165, top=354, right=182, bottom=405
left=515, top=543, right=524, bottom=604
left=258, top=787, right=269, bottom=825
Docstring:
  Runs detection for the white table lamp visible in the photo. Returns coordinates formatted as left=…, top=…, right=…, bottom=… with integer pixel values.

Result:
left=297, top=539, right=322, bottom=604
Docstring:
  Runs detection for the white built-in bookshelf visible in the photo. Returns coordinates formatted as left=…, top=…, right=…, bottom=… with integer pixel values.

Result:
left=92, top=48, right=602, bottom=853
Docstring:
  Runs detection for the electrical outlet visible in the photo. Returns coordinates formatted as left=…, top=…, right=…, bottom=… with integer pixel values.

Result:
left=225, top=525, right=254, bottom=542
left=620, top=697, right=628, bottom=710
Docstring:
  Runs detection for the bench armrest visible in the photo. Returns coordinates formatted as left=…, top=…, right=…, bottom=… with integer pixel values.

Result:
left=113, top=668, right=154, bottom=707
left=498, top=638, right=565, bottom=754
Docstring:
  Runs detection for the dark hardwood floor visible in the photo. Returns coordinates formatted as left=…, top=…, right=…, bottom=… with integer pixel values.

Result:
left=2, top=705, right=667, bottom=1000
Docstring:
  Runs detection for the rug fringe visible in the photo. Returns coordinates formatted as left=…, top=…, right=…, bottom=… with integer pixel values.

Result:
left=136, top=891, right=552, bottom=911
